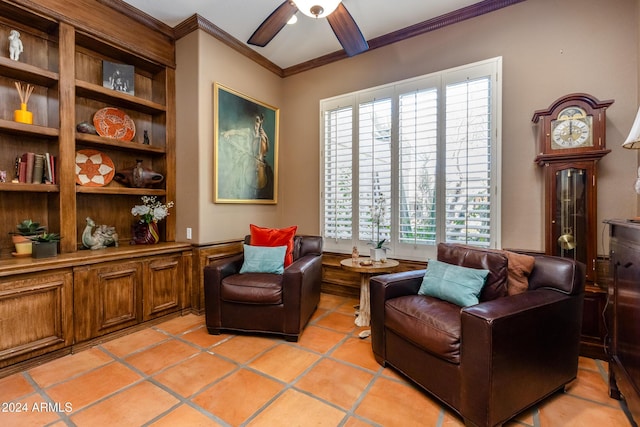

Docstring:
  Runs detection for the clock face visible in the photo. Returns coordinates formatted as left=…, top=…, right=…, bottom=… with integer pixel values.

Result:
left=551, top=107, right=593, bottom=149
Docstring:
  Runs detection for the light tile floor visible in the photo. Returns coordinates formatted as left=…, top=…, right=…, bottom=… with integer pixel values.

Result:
left=0, top=293, right=632, bottom=426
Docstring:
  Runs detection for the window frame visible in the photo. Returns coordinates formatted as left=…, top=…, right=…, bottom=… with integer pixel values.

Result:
left=320, top=57, right=502, bottom=261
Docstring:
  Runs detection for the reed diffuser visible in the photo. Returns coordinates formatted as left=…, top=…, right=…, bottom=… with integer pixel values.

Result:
left=14, top=81, right=34, bottom=124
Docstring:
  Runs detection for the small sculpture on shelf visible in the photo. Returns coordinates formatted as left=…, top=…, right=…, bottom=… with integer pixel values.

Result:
left=114, top=160, right=164, bottom=188
left=143, top=130, right=150, bottom=145
left=82, top=217, right=119, bottom=250
left=76, top=121, right=98, bottom=135
left=8, top=30, right=23, bottom=61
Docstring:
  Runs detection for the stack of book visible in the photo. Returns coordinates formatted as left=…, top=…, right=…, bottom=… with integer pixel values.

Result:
left=14, top=152, right=56, bottom=184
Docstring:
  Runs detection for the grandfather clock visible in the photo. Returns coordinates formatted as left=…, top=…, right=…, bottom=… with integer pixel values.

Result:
left=532, top=93, right=614, bottom=358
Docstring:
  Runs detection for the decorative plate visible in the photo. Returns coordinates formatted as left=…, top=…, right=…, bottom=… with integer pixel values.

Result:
left=93, top=107, right=136, bottom=141
left=75, top=149, right=115, bottom=187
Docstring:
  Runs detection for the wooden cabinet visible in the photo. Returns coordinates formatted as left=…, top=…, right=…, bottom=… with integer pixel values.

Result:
left=607, top=219, right=640, bottom=425
left=74, top=250, right=187, bottom=342
left=0, top=1, right=186, bottom=376
left=0, top=270, right=73, bottom=369
left=0, top=243, right=191, bottom=374
left=0, top=0, right=176, bottom=254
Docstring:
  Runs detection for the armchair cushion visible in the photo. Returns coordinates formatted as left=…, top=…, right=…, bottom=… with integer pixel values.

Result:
left=418, top=259, right=489, bottom=307
left=387, top=295, right=462, bottom=363
left=221, top=273, right=283, bottom=304
left=240, top=244, right=286, bottom=274
left=250, top=224, right=297, bottom=266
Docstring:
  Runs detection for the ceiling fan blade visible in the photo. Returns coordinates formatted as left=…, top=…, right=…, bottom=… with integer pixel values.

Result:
left=248, top=1, right=298, bottom=47
left=326, top=3, right=368, bottom=57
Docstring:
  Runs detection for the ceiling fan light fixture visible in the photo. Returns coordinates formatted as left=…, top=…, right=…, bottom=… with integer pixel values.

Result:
left=294, top=0, right=342, bottom=18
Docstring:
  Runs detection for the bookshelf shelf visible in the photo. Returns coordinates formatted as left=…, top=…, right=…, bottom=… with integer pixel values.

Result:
left=0, top=119, right=59, bottom=139
left=0, top=182, right=59, bottom=192
left=76, top=133, right=165, bottom=155
left=75, top=186, right=165, bottom=195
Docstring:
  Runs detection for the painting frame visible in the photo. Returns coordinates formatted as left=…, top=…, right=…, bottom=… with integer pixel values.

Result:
left=214, top=83, right=279, bottom=204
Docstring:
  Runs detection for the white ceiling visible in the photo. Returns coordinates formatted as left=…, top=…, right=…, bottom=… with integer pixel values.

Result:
left=121, top=0, right=484, bottom=69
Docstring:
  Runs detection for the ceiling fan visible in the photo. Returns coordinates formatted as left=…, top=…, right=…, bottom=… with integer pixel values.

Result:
left=248, top=1, right=369, bottom=57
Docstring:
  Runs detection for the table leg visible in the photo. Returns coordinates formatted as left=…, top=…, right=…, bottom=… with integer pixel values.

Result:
left=355, top=273, right=371, bottom=327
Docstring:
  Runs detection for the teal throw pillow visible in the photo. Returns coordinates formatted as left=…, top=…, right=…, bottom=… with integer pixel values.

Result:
left=240, top=244, right=287, bottom=274
left=418, top=259, right=489, bottom=307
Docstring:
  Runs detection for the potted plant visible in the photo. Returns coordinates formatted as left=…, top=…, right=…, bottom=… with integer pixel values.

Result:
left=11, top=219, right=46, bottom=256
left=30, top=232, right=61, bottom=258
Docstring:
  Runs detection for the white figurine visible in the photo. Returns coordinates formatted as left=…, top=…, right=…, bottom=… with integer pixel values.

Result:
left=8, top=30, right=23, bottom=61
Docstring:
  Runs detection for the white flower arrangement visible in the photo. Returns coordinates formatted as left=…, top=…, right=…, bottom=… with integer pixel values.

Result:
left=131, top=196, right=174, bottom=224
left=370, top=194, right=388, bottom=249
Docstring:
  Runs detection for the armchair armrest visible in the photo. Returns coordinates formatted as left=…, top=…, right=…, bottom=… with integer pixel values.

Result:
left=204, top=254, right=244, bottom=279
left=283, top=254, right=323, bottom=298
left=283, top=254, right=323, bottom=334
left=370, top=270, right=425, bottom=364
left=460, top=288, right=584, bottom=426
left=529, top=255, right=585, bottom=295
left=203, top=254, right=244, bottom=330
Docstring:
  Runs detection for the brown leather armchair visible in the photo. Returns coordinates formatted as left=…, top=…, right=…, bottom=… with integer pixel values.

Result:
left=204, top=235, right=322, bottom=342
left=370, top=243, right=585, bottom=427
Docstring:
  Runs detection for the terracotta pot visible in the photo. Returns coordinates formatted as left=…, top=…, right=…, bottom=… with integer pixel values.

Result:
left=12, top=235, right=33, bottom=255
left=14, top=241, right=32, bottom=255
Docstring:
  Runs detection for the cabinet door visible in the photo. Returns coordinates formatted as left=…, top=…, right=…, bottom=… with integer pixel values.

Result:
left=579, top=287, right=607, bottom=358
left=74, top=261, right=142, bottom=342
left=0, top=270, right=73, bottom=368
left=610, top=235, right=640, bottom=422
left=144, top=255, right=181, bottom=320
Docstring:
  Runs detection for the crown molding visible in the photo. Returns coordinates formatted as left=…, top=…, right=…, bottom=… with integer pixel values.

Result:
left=174, top=14, right=284, bottom=77
left=96, top=0, right=174, bottom=38
left=110, top=0, right=526, bottom=78
left=282, top=0, right=526, bottom=77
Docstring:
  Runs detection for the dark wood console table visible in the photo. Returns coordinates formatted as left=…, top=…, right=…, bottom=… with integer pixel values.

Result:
left=607, top=219, right=640, bottom=425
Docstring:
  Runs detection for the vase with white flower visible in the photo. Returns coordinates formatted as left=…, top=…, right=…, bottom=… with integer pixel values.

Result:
left=369, top=195, right=389, bottom=262
left=130, top=196, right=174, bottom=244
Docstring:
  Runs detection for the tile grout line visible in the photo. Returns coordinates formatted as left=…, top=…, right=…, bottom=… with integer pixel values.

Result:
left=20, top=370, right=75, bottom=426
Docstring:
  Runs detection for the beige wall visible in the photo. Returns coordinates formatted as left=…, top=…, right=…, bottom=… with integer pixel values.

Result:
left=176, top=30, right=285, bottom=244
left=177, top=0, right=639, bottom=254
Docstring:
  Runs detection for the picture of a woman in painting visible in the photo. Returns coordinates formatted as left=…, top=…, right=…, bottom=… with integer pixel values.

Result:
left=219, top=113, right=274, bottom=200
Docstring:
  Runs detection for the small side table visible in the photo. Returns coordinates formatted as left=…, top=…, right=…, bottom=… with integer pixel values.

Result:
left=340, top=258, right=399, bottom=336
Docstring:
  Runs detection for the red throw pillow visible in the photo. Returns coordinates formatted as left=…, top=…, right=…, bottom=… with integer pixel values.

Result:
left=250, top=224, right=298, bottom=267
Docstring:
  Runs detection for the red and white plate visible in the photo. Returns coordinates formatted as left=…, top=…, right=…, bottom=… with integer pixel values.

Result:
left=93, top=107, right=136, bottom=141
left=75, top=149, right=115, bottom=187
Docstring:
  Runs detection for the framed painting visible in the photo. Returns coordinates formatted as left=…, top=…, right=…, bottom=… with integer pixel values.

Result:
left=102, top=61, right=135, bottom=95
left=214, top=83, right=279, bottom=204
